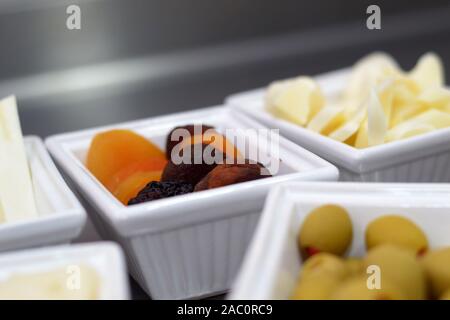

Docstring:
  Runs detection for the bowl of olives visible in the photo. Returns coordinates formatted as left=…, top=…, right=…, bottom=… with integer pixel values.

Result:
left=230, top=182, right=450, bottom=300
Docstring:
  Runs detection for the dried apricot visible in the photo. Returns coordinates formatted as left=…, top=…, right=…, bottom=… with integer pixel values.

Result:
left=112, top=170, right=163, bottom=205
left=86, top=129, right=165, bottom=185
left=104, top=157, right=167, bottom=193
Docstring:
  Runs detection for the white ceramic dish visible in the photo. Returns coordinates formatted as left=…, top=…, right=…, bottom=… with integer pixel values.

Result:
left=0, top=137, right=86, bottom=252
left=226, top=69, right=450, bottom=182
left=0, top=242, right=129, bottom=299
left=46, top=106, right=338, bottom=299
left=230, top=182, right=450, bottom=299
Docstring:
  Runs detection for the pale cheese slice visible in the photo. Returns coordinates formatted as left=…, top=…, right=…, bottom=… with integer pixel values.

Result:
left=271, top=77, right=324, bottom=126
left=389, top=77, right=426, bottom=127
left=390, top=102, right=428, bottom=129
left=341, top=52, right=399, bottom=111
left=0, top=202, right=4, bottom=223
left=418, top=87, right=450, bottom=112
left=329, top=105, right=366, bottom=142
left=386, top=109, right=450, bottom=142
left=265, top=79, right=291, bottom=112
left=0, top=265, right=100, bottom=300
left=409, top=52, right=444, bottom=91
left=0, top=96, right=38, bottom=223
left=354, top=118, right=368, bottom=148
left=367, top=88, right=389, bottom=146
left=306, top=103, right=345, bottom=134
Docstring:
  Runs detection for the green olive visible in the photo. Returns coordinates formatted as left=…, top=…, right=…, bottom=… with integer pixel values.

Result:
left=291, top=273, right=340, bottom=300
left=440, top=288, right=450, bottom=300
left=345, top=257, right=364, bottom=276
left=331, top=275, right=406, bottom=300
left=364, top=244, right=427, bottom=300
left=298, top=204, right=353, bottom=258
left=421, top=247, right=450, bottom=298
left=301, top=252, right=350, bottom=281
left=365, top=215, right=428, bottom=254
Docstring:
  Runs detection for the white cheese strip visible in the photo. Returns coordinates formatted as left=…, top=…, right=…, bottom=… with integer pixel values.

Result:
left=409, top=52, right=444, bottom=91
left=418, top=87, right=450, bottom=112
left=307, top=103, right=345, bottom=134
left=0, top=201, right=4, bottom=223
left=390, top=102, right=428, bottom=129
left=367, top=89, right=388, bottom=146
left=386, top=109, right=450, bottom=142
left=268, top=77, right=324, bottom=126
left=342, top=52, right=399, bottom=110
left=0, top=96, right=38, bottom=223
left=329, top=103, right=366, bottom=143
left=0, top=265, right=100, bottom=300
left=355, top=118, right=368, bottom=148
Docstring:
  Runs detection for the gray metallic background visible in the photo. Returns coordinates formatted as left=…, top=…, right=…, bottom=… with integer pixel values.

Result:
left=0, top=0, right=449, bottom=137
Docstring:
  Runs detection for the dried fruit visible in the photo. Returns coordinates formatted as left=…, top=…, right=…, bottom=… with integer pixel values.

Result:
left=166, top=124, right=242, bottom=161
left=105, top=157, right=167, bottom=193
left=166, top=124, right=215, bottom=158
left=113, top=170, right=164, bottom=205
left=128, top=181, right=193, bottom=205
left=194, top=163, right=270, bottom=191
left=162, top=143, right=224, bottom=185
left=86, top=129, right=165, bottom=186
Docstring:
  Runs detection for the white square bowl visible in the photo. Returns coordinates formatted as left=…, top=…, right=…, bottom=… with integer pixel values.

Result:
left=45, top=106, right=338, bottom=299
left=0, top=136, right=86, bottom=252
left=226, top=69, right=450, bottom=182
left=230, top=182, right=450, bottom=299
left=0, top=242, right=129, bottom=299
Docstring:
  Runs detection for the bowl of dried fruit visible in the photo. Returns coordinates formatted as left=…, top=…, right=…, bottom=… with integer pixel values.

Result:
left=46, top=106, right=338, bottom=299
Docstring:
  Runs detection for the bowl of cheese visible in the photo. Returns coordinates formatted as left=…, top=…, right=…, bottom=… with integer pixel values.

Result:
left=227, top=52, right=450, bottom=182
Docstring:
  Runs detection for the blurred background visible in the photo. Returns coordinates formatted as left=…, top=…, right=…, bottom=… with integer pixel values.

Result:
left=0, top=0, right=449, bottom=136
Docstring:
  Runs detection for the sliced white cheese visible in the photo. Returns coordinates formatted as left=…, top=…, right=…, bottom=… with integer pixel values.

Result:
left=386, top=109, right=450, bottom=142
left=409, top=52, right=444, bottom=91
left=329, top=104, right=366, bottom=143
left=270, top=77, right=324, bottom=126
left=367, top=88, right=389, bottom=146
left=0, top=96, right=38, bottom=223
left=389, top=77, right=424, bottom=127
left=354, top=118, right=368, bottom=148
left=0, top=201, right=4, bottom=223
left=265, top=79, right=292, bottom=113
left=418, top=87, right=450, bottom=111
left=390, top=102, right=428, bottom=129
left=342, top=52, right=399, bottom=111
left=307, top=103, right=345, bottom=134
left=0, top=265, right=100, bottom=300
